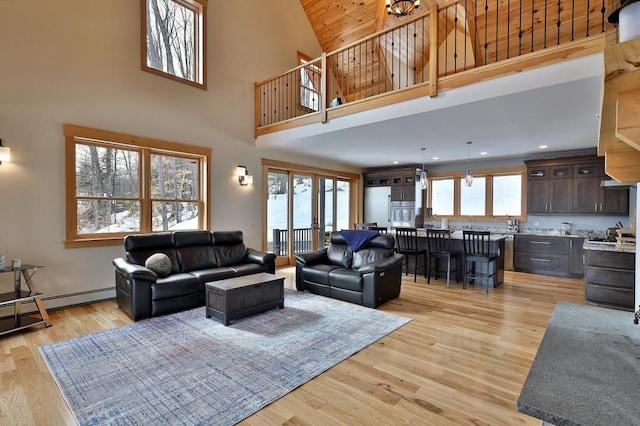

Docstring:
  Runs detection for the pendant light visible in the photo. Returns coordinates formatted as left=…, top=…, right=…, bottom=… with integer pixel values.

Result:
left=464, top=141, right=473, bottom=187
left=420, top=147, right=427, bottom=190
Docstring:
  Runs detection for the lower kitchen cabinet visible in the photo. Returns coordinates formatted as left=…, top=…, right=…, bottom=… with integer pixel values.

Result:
left=584, top=248, right=635, bottom=310
left=514, top=234, right=585, bottom=278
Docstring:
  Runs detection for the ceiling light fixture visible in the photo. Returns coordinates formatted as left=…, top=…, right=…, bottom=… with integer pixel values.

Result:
left=464, top=141, right=473, bottom=187
left=386, top=0, right=420, bottom=17
left=419, top=147, right=427, bottom=190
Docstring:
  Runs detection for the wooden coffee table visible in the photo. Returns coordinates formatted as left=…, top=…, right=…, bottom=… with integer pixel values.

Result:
left=205, top=272, right=285, bottom=325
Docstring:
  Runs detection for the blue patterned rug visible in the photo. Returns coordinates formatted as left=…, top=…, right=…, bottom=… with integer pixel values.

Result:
left=39, top=289, right=411, bottom=425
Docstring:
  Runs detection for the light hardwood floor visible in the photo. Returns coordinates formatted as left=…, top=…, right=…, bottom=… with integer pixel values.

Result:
left=0, top=268, right=587, bottom=425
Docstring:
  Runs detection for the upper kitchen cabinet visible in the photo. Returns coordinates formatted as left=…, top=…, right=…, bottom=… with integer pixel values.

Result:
left=526, top=156, right=629, bottom=215
left=526, top=163, right=572, bottom=214
left=391, top=172, right=415, bottom=201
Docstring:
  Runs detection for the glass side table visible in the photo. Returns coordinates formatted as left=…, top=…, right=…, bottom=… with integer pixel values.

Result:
left=0, top=265, right=51, bottom=336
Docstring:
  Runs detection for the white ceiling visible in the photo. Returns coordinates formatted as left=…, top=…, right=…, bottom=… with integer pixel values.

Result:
left=256, top=53, right=604, bottom=169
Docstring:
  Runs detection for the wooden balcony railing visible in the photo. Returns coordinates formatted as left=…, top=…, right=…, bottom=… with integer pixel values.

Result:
left=256, top=0, right=617, bottom=137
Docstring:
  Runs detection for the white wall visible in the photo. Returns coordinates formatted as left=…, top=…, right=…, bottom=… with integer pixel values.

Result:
left=0, top=0, right=351, bottom=307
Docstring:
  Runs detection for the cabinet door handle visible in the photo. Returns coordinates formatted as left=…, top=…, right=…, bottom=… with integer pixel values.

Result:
left=530, top=241, right=551, bottom=245
left=530, top=258, right=552, bottom=262
left=594, top=203, right=598, bottom=211
left=599, top=203, right=603, bottom=211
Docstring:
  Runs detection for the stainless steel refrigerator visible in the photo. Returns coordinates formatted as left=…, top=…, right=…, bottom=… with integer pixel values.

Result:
left=364, top=186, right=391, bottom=228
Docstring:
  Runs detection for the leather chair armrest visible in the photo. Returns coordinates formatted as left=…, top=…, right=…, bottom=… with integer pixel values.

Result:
left=113, top=257, right=157, bottom=281
left=357, top=254, right=404, bottom=274
left=294, top=248, right=328, bottom=266
left=245, top=249, right=277, bottom=265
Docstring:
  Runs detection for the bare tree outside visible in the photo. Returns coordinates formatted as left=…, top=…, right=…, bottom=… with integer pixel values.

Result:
left=146, top=0, right=197, bottom=82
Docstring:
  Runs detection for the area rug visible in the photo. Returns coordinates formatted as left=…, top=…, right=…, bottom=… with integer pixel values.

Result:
left=39, top=289, right=411, bottom=425
left=517, top=302, right=640, bottom=426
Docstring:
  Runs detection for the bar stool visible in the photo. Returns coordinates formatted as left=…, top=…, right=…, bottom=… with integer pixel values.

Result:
left=395, top=227, right=427, bottom=282
left=369, top=226, right=388, bottom=233
left=354, top=222, right=377, bottom=230
left=462, top=230, right=497, bottom=293
left=426, top=228, right=459, bottom=287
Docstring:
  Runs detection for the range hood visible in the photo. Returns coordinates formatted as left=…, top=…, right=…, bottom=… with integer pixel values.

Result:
left=601, top=180, right=637, bottom=188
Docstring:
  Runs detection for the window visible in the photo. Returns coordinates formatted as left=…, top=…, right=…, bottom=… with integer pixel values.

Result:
left=65, top=124, right=210, bottom=247
left=460, top=177, right=486, bottom=216
left=428, top=168, right=525, bottom=220
left=298, top=51, right=321, bottom=112
left=142, top=0, right=207, bottom=89
left=493, top=174, right=522, bottom=216
left=431, top=178, right=454, bottom=216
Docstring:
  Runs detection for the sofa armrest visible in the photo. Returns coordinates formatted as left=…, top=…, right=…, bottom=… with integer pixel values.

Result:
left=295, top=248, right=328, bottom=266
left=245, top=249, right=277, bottom=266
left=357, top=253, right=404, bottom=274
left=113, top=257, right=158, bottom=281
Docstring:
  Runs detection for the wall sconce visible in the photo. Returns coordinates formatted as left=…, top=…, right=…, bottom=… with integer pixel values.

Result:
left=235, top=165, right=253, bottom=186
left=0, top=139, right=11, bottom=165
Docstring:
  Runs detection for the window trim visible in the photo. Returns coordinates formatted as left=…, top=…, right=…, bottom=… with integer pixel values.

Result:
left=64, top=124, right=211, bottom=248
left=297, top=51, right=321, bottom=112
left=140, top=0, right=208, bottom=90
left=427, top=166, right=526, bottom=221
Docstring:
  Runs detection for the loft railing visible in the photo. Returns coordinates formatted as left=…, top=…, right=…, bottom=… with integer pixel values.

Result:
left=256, top=0, right=616, bottom=135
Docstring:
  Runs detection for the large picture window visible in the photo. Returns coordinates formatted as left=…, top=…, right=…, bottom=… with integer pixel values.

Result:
left=65, top=124, right=210, bottom=248
left=428, top=168, right=524, bottom=220
left=142, top=0, right=207, bottom=89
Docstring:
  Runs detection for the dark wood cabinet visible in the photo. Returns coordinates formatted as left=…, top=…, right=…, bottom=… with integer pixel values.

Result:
left=568, top=237, right=585, bottom=276
left=514, top=234, right=584, bottom=277
left=366, top=168, right=416, bottom=201
left=526, top=156, right=629, bottom=215
left=584, top=248, right=635, bottom=310
left=526, top=164, right=572, bottom=214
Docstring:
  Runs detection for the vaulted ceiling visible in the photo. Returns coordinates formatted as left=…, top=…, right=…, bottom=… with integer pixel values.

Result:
left=270, top=1, right=608, bottom=168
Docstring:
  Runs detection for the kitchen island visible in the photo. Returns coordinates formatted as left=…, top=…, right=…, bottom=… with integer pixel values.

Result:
left=402, top=230, right=506, bottom=289
left=583, top=240, right=636, bottom=310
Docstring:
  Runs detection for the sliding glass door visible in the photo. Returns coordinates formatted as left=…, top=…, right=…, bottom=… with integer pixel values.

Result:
left=264, top=161, right=358, bottom=266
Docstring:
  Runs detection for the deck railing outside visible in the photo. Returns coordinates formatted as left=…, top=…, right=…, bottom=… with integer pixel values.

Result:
left=256, top=0, right=616, bottom=132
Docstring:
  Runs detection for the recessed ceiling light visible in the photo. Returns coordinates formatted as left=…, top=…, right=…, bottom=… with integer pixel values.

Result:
left=480, top=151, right=488, bottom=155
left=392, top=161, right=399, bottom=164
left=432, top=156, right=439, bottom=160
left=539, top=145, right=548, bottom=149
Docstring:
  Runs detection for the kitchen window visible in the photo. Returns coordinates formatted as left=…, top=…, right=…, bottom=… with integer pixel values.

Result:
left=428, top=167, right=525, bottom=221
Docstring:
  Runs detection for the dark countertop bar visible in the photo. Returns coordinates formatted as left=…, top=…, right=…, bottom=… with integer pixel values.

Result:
left=518, top=302, right=640, bottom=425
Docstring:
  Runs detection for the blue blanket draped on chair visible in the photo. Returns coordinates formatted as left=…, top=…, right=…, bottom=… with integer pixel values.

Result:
left=339, top=230, right=380, bottom=252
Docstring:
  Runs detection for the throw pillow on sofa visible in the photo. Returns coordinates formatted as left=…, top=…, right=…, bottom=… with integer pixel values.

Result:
left=145, top=253, right=172, bottom=277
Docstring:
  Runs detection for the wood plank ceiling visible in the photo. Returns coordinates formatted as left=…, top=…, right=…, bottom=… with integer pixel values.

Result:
left=299, top=0, right=603, bottom=104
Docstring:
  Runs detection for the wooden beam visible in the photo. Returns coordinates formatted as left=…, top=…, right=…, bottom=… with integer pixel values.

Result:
left=604, top=149, right=640, bottom=183
left=616, top=89, right=640, bottom=150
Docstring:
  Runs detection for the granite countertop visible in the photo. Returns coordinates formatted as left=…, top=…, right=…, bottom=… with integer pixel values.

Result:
left=582, top=240, right=636, bottom=253
left=414, top=229, right=507, bottom=241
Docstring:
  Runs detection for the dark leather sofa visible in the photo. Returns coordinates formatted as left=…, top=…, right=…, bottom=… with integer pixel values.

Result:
left=295, top=231, right=404, bottom=308
left=113, top=230, right=276, bottom=320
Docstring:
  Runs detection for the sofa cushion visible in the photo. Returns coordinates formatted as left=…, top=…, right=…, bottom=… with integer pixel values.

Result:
left=189, top=267, right=237, bottom=283
left=352, top=248, right=392, bottom=269
left=328, top=268, right=363, bottom=292
left=213, top=244, right=247, bottom=267
left=151, top=273, right=199, bottom=300
left=145, top=253, right=172, bottom=277
left=327, top=243, right=352, bottom=268
left=302, top=264, right=341, bottom=285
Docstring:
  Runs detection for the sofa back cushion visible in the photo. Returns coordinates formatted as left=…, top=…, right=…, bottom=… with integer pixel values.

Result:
left=212, top=231, right=247, bottom=266
left=124, top=233, right=180, bottom=274
left=350, top=235, right=394, bottom=269
left=327, top=232, right=353, bottom=268
left=174, top=231, right=218, bottom=272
